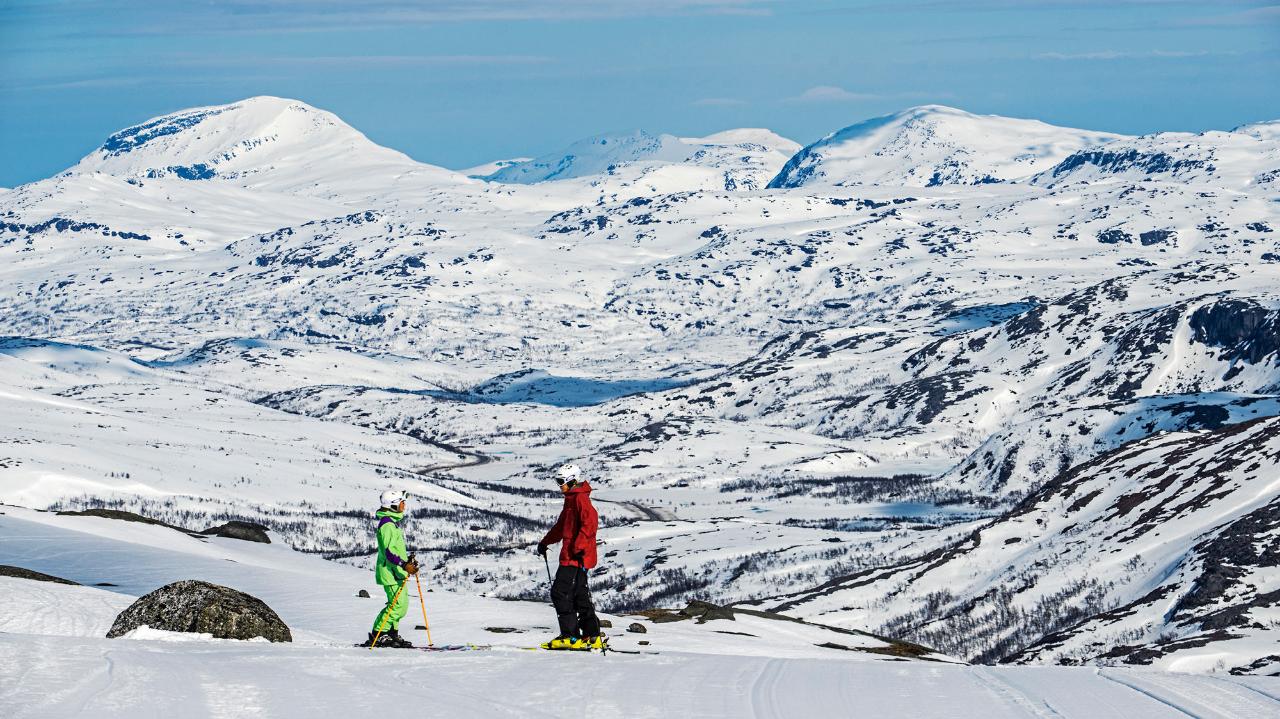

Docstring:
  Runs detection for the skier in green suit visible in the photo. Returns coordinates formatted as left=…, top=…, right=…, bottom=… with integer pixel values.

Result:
left=363, top=489, right=419, bottom=648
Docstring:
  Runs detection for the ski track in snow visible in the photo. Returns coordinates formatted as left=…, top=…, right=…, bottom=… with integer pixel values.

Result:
left=6, top=634, right=1275, bottom=719
left=1098, top=668, right=1280, bottom=719
left=3, top=506, right=1276, bottom=718
left=971, top=666, right=1065, bottom=718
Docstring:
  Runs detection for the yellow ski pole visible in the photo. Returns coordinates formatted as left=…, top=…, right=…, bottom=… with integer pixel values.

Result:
left=414, top=572, right=433, bottom=647
left=370, top=576, right=409, bottom=651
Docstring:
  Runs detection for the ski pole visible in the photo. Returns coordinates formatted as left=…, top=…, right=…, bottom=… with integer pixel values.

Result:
left=370, top=576, right=409, bottom=651
left=414, top=571, right=433, bottom=647
left=543, top=554, right=553, bottom=584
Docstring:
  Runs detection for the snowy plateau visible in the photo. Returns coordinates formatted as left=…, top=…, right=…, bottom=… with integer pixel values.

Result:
left=1, top=96, right=1279, bottom=717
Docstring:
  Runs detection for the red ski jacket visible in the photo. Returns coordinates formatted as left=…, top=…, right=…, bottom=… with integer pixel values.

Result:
left=541, top=482, right=598, bottom=569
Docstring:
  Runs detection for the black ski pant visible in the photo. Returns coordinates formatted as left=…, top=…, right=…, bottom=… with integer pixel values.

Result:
left=550, top=564, right=600, bottom=638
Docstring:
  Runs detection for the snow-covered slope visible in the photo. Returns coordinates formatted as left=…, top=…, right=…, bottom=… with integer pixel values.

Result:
left=484, top=128, right=799, bottom=191
left=769, top=105, right=1123, bottom=188
left=758, top=417, right=1280, bottom=674
left=0, top=97, right=480, bottom=252
left=1034, top=125, right=1280, bottom=189
left=2, top=97, right=1279, bottom=678
left=4, top=506, right=1277, bottom=719
left=73, top=96, right=458, bottom=193
left=461, top=157, right=531, bottom=178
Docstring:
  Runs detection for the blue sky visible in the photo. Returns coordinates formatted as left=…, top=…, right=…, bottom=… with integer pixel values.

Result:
left=1, top=0, right=1277, bottom=186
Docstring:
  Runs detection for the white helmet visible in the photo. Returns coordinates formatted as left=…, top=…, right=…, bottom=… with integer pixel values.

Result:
left=380, top=489, right=407, bottom=508
left=555, top=464, right=582, bottom=484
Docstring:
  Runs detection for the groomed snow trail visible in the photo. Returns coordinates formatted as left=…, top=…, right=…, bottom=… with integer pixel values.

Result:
left=1097, top=669, right=1280, bottom=719
left=3, top=507, right=1277, bottom=719
left=2, top=634, right=1276, bottom=719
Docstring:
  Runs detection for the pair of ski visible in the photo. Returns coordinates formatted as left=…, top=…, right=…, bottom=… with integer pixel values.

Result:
left=415, top=644, right=637, bottom=654
left=521, top=643, right=651, bottom=655
left=355, top=641, right=490, bottom=651
left=358, top=643, right=650, bottom=655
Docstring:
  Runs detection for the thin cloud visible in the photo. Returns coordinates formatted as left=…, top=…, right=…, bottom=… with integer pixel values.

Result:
left=8, top=53, right=552, bottom=92
left=5, top=76, right=147, bottom=91
left=1182, top=4, right=1280, bottom=26
left=786, top=86, right=880, bottom=103
left=176, top=54, right=554, bottom=68
left=303, top=54, right=553, bottom=66
left=1037, top=49, right=1241, bottom=60
left=693, top=97, right=748, bottom=107
left=39, top=0, right=776, bottom=36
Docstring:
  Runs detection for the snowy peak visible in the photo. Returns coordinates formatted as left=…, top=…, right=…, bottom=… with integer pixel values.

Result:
left=1234, top=119, right=1280, bottom=141
left=1036, top=125, right=1280, bottom=188
left=483, top=130, right=689, bottom=183
left=482, top=127, right=799, bottom=190
left=769, top=105, right=1124, bottom=189
left=689, top=128, right=802, bottom=155
left=461, top=157, right=532, bottom=178
left=72, top=96, right=447, bottom=189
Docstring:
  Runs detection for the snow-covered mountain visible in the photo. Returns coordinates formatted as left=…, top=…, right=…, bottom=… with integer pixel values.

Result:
left=0, top=97, right=478, bottom=251
left=74, top=96, right=460, bottom=194
left=757, top=416, right=1280, bottom=673
left=2, top=97, right=1279, bottom=678
left=461, top=157, right=531, bottom=178
left=483, top=127, right=800, bottom=191
left=1033, top=125, right=1280, bottom=189
left=768, top=105, right=1123, bottom=188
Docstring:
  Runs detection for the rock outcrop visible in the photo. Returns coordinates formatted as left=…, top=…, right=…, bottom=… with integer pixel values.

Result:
left=0, top=565, right=79, bottom=585
left=199, top=520, right=271, bottom=544
left=106, top=579, right=291, bottom=642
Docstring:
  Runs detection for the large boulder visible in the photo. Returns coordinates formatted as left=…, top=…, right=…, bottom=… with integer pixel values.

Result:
left=106, top=580, right=291, bottom=642
left=199, top=520, right=271, bottom=544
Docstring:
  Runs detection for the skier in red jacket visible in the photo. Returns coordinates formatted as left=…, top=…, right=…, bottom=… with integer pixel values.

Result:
left=537, top=463, right=603, bottom=650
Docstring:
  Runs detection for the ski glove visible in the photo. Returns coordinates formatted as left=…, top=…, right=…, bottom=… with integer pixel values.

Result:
left=536, top=543, right=549, bottom=557
left=405, top=559, right=420, bottom=575
left=571, top=549, right=585, bottom=563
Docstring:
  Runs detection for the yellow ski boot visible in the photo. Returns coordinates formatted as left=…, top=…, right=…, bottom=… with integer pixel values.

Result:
left=541, top=635, right=588, bottom=650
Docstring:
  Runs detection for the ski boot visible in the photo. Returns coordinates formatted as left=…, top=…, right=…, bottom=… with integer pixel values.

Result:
left=582, top=635, right=608, bottom=651
left=360, top=631, right=393, bottom=648
left=386, top=629, right=415, bottom=649
left=541, top=635, right=588, bottom=650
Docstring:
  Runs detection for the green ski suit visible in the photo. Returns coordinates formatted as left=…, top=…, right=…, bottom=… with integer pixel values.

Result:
left=372, top=508, right=410, bottom=632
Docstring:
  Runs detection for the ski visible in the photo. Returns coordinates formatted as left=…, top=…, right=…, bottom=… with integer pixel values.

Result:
left=354, top=643, right=492, bottom=651
left=519, top=643, right=656, bottom=655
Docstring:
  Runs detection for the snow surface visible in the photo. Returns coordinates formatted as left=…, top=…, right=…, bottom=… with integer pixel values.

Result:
left=75, top=96, right=460, bottom=194
left=1, top=96, right=1279, bottom=687
left=2, top=506, right=1275, bottom=718
left=483, top=127, right=799, bottom=191
left=460, top=157, right=532, bottom=178
left=769, top=105, right=1123, bottom=188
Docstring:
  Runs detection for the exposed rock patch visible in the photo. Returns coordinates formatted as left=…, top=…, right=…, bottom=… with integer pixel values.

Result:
left=57, top=508, right=191, bottom=533
left=107, top=579, right=291, bottom=642
left=200, top=520, right=271, bottom=543
left=0, top=565, right=79, bottom=585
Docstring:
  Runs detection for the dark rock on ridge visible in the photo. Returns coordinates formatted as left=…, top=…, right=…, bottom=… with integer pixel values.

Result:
left=0, top=565, right=79, bottom=585
left=200, top=520, right=271, bottom=544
